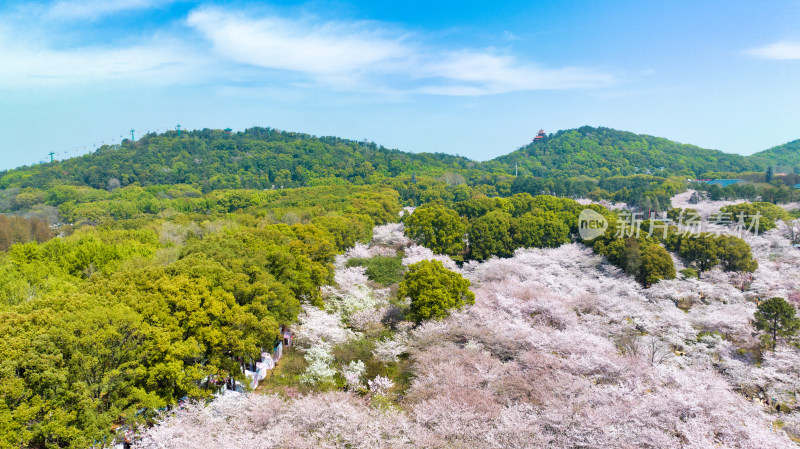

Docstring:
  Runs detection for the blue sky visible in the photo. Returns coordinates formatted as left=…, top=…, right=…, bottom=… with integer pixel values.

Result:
left=0, top=0, right=799, bottom=170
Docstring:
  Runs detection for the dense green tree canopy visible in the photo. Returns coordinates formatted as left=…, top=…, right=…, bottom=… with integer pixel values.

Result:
left=716, top=235, right=758, bottom=273
left=403, top=205, right=467, bottom=256
left=494, top=126, right=771, bottom=179
left=639, top=243, right=677, bottom=287
left=750, top=139, right=800, bottom=170
left=2, top=126, right=797, bottom=214
left=585, top=217, right=677, bottom=288
left=398, top=260, right=475, bottom=323
left=468, top=210, right=515, bottom=261
left=513, top=211, right=571, bottom=249
left=665, top=232, right=758, bottom=277
left=719, top=202, right=791, bottom=233
left=0, top=197, right=370, bottom=446
left=0, top=128, right=473, bottom=191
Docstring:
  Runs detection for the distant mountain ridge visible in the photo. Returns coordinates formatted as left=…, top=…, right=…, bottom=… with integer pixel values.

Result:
left=750, top=139, right=800, bottom=169
left=493, top=126, right=798, bottom=179
left=0, top=126, right=797, bottom=191
left=0, top=127, right=470, bottom=191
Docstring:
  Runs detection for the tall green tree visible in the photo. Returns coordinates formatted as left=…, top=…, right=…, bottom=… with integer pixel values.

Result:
left=512, top=211, right=571, bottom=249
left=403, top=205, right=467, bottom=256
left=468, top=210, right=515, bottom=261
left=638, top=244, right=676, bottom=287
left=754, top=297, right=800, bottom=351
left=622, top=238, right=643, bottom=277
left=671, top=233, right=719, bottom=277
left=398, top=260, right=475, bottom=323
left=716, top=235, right=758, bottom=273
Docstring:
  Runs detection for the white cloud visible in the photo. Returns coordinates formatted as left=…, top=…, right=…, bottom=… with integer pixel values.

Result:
left=416, top=51, right=613, bottom=94
left=187, top=7, right=615, bottom=95
left=187, top=9, right=411, bottom=75
left=46, top=0, right=175, bottom=21
left=0, top=5, right=615, bottom=95
left=0, top=1, right=193, bottom=88
left=747, top=41, right=800, bottom=60
left=0, top=28, right=200, bottom=87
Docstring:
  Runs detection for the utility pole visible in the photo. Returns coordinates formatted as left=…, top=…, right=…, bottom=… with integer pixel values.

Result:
left=130, top=129, right=135, bottom=141
left=48, top=152, right=55, bottom=162
left=176, top=124, right=182, bottom=137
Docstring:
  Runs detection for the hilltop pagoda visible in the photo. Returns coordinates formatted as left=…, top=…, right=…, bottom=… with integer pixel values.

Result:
left=533, top=129, right=546, bottom=141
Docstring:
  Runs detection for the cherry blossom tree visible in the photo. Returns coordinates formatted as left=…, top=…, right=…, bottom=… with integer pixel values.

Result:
left=672, top=189, right=747, bottom=217
left=371, top=222, right=411, bottom=248
left=299, top=343, right=337, bottom=386
left=139, top=222, right=800, bottom=448
left=401, top=244, right=459, bottom=270
left=367, top=376, right=394, bottom=397
left=372, top=334, right=410, bottom=363
left=293, top=305, right=356, bottom=347
left=341, top=360, right=366, bottom=391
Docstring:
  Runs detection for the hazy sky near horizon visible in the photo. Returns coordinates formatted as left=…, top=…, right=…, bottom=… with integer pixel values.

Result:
left=0, top=0, right=799, bottom=169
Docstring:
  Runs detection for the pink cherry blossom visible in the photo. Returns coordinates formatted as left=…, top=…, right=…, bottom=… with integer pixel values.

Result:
left=139, top=221, right=800, bottom=448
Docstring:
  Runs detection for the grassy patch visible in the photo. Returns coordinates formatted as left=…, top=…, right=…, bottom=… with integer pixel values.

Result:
left=255, top=346, right=307, bottom=395
left=332, top=337, right=388, bottom=379
left=385, top=354, right=415, bottom=397
left=330, top=336, right=415, bottom=399
left=346, top=255, right=405, bottom=286
left=696, top=330, right=725, bottom=341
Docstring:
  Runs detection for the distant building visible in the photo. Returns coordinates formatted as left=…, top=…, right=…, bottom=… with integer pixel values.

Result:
left=770, top=165, right=793, bottom=175
left=794, top=184, right=800, bottom=190
left=533, top=129, right=546, bottom=141
left=767, top=165, right=794, bottom=182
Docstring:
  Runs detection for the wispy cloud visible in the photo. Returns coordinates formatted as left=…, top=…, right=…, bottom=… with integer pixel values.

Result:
left=187, top=7, right=615, bottom=95
left=415, top=51, right=613, bottom=94
left=747, top=41, right=800, bottom=60
left=46, top=0, right=176, bottom=21
left=0, top=3, right=615, bottom=95
left=186, top=9, right=411, bottom=75
left=0, top=27, right=200, bottom=87
left=0, top=0, right=192, bottom=87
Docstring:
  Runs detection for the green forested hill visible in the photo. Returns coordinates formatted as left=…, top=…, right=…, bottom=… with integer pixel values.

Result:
left=493, top=126, right=770, bottom=178
left=2, top=125, right=797, bottom=194
left=0, top=127, right=472, bottom=191
left=750, top=139, right=800, bottom=169
left=1, top=125, right=797, bottom=216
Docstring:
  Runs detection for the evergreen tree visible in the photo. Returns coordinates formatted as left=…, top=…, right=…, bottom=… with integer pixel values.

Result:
left=755, top=297, right=800, bottom=351
left=468, top=210, right=515, bottom=261
left=403, top=205, right=467, bottom=257
left=398, top=260, right=475, bottom=323
left=638, top=244, right=676, bottom=287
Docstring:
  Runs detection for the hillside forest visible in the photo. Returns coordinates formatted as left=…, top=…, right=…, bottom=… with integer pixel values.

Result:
left=0, top=126, right=799, bottom=448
